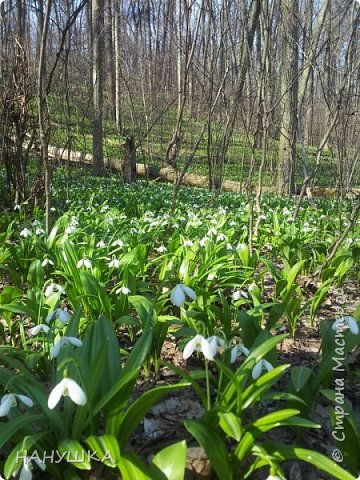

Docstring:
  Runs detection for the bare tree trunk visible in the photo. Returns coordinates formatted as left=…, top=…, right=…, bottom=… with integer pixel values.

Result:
left=277, top=0, right=299, bottom=196
left=92, top=0, right=104, bottom=176
left=114, top=1, right=122, bottom=134
left=38, top=0, right=52, bottom=233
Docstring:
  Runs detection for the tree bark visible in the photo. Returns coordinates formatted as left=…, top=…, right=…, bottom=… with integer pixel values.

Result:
left=91, top=0, right=105, bottom=176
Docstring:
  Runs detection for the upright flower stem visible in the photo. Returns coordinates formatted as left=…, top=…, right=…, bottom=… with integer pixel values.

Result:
left=205, top=359, right=211, bottom=411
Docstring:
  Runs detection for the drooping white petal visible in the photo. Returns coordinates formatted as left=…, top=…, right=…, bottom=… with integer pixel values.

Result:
left=252, top=361, right=263, bottom=380
left=332, top=319, right=342, bottom=331
left=200, top=336, right=214, bottom=361
left=241, top=346, right=250, bottom=356
left=183, top=336, right=198, bottom=360
left=230, top=346, right=239, bottom=364
left=0, top=394, right=15, bottom=417
left=346, top=316, right=359, bottom=335
left=67, top=337, right=83, bottom=347
left=50, top=340, right=62, bottom=358
left=44, top=284, right=55, bottom=298
left=263, top=359, right=274, bottom=373
left=33, top=458, right=46, bottom=471
left=56, top=308, right=70, bottom=324
left=31, top=324, right=50, bottom=335
left=181, top=285, right=196, bottom=301
left=170, top=285, right=186, bottom=307
left=65, top=378, right=86, bottom=406
left=15, top=394, right=34, bottom=408
left=84, top=259, right=92, bottom=269
left=207, top=336, right=219, bottom=358
left=19, top=461, right=32, bottom=480
left=48, top=380, right=66, bottom=409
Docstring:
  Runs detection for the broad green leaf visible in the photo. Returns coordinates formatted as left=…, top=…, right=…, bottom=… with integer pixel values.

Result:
left=290, top=366, right=313, bottom=392
left=217, top=412, right=242, bottom=441
left=58, top=439, right=91, bottom=469
left=85, top=435, right=120, bottom=467
left=185, top=419, right=233, bottom=480
left=262, top=442, right=357, bottom=480
left=119, top=383, right=189, bottom=449
left=151, top=441, right=187, bottom=480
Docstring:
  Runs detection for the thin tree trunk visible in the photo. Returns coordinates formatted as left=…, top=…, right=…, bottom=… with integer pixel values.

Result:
left=92, top=0, right=104, bottom=176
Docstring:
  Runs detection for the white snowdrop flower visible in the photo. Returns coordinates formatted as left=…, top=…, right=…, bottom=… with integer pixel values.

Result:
left=226, top=243, right=233, bottom=250
left=31, top=324, right=50, bottom=335
left=207, top=336, right=225, bottom=357
left=77, top=258, right=92, bottom=269
left=216, top=233, right=226, bottom=242
left=183, top=335, right=215, bottom=361
left=199, top=236, right=210, bottom=247
left=32, top=220, right=41, bottom=227
left=230, top=345, right=250, bottom=364
left=233, top=290, right=249, bottom=301
left=252, top=359, right=274, bottom=380
left=44, top=283, right=65, bottom=298
left=97, top=240, right=106, bottom=248
left=229, top=221, right=237, bottom=227
left=55, top=308, right=71, bottom=324
left=303, top=226, right=312, bottom=233
left=207, top=272, right=217, bottom=281
left=108, top=258, right=120, bottom=268
left=50, top=336, right=83, bottom=358
left=112, top=239, right=124, bottom=247
left=208, top=227, right=217, bottom=236
left=236, top=242, right=247, bottom=252
left=20, top=228, right=32, bottom=238
left=283, top=207, right=291, bottom=215
left=170, top=284, right=196, bottom=307
left=41, top=258, right=54, bottom=267
left=156, top=245, right=167, bottom=253
left=182, top=239, right=194, bottom=247
left=35, top=227, right=45, bottom=236
left=0, top=393, right=33, bottom=417
left=101, top=205, right=110, bottom=213
left=48, top=377, right=86, bottom=409
left=332, top=316, right=359, bottom=335
left=65, top=225, right=77, bottom=234
left=50, top=207, right=56, bottom=212
left=14, top=456, right=46, bottom=480
left=116, top=286, right=131, bottom=295
left=14, top=204, right=21, bottom=211
left=258, top=215, right=266, bottom=220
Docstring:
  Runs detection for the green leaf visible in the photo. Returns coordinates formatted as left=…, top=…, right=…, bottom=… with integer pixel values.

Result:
left=290, top=366, right=313, bottom=392
left=185, top=419, right=233, bottom=480
left=217, top=412, right=242, bottom=441
left=262, top=442, right=357, bottom=480
left=119, top=383, right=189, bottom=449
left=117, top=451, right=154, bottom=480
left=0, top=415, right=44, bottom=450
left=151, top=441, right=187, bottom=480
left=27, top=259, right=44, bottom=288
left=85, top=435, right=120, bottom=467
left=58, top=439, right=92, bottom=469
